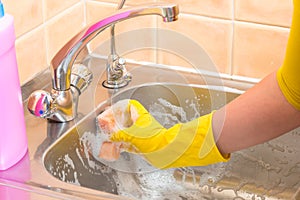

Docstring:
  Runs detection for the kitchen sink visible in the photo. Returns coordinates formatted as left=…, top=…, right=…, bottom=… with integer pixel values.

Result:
left=42, top=57, right=300, bottom=199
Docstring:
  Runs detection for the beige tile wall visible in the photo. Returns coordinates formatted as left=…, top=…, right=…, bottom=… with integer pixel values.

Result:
left=2, top=0, right=293, bottom=84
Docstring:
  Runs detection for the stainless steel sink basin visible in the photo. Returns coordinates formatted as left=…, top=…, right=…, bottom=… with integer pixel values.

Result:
left=43, top=83, right=238, bottom=198
left=42, top=61, right=300, bottom=200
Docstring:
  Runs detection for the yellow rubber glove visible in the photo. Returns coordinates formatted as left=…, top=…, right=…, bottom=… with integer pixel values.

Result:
left=110, top=100, right=229, bottom=169
left=277, top=0, right=300, bottom=110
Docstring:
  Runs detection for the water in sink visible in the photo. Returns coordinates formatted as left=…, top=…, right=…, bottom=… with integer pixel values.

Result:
left=44, top=84, right=299, bottom=199
left=79, top=98, right=230, bottom=199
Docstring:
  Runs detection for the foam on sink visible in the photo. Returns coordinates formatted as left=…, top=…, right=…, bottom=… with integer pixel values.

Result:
left=95, top=96, right=300, bottom=199
left=78, top=98, right=230, bottom=199
left=80, top=129, right=156, bottom=174
left=48, top=153, right=81, bottom=186
left=79, top=98, right=190, bottom=174
left=50, top=90, right=299, bottom=199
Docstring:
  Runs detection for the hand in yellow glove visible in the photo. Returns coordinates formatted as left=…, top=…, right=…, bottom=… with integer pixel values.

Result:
left=109, top=99, right=229, bottom=169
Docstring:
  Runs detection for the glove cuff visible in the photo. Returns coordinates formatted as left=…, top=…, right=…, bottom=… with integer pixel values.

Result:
left=197, top=111, right=230, bottom=164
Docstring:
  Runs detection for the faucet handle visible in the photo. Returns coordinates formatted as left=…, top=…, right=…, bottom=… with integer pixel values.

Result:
left=27, top=90, right=53, bottom=118
left=27, top=64, right=92, bottom=122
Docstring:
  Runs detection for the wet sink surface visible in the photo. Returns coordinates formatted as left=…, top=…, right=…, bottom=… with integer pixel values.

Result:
left=43, top=82, right=300, bottom=200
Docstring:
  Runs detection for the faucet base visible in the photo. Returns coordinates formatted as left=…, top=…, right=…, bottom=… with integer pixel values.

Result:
left=102, top=79, right=129, bottom=89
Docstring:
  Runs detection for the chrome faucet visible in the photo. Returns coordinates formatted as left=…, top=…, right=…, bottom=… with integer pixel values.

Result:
left=27, top=3, right=179, bottom=122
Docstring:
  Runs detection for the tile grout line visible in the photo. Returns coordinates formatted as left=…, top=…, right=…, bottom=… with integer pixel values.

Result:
left=41, top=0, right=49, bottom=65
left=229, top=0, right=235, bottom=77
left=83, top=0, right=87, bottom=27
left=154, top=0, right=158, bottom=63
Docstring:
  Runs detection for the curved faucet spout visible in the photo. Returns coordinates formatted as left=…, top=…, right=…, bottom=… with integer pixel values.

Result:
left=51, top=3, right=179, bottom=91
left=28, top=3, right=179, bottom=122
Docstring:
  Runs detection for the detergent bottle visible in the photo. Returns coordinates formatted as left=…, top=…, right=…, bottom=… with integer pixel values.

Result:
left=0, top=1, right=28, bottom=170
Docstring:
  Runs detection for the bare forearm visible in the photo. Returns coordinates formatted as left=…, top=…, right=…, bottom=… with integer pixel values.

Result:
left=213, top=71, right=300, bottom=154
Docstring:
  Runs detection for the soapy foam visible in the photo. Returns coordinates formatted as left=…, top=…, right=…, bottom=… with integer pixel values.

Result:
left=81, top=128, right=156, bottom=174
left=48, top=153, right=80, bottom=186
left=49, top=94, right=299, bottom=199
left=80, top=98, right=191, bottom=174
left=78, top=98, right=231, bottom=199
left=80, top=131, right=229, bottom=199
left=81, top=97, right=300, bottom=199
